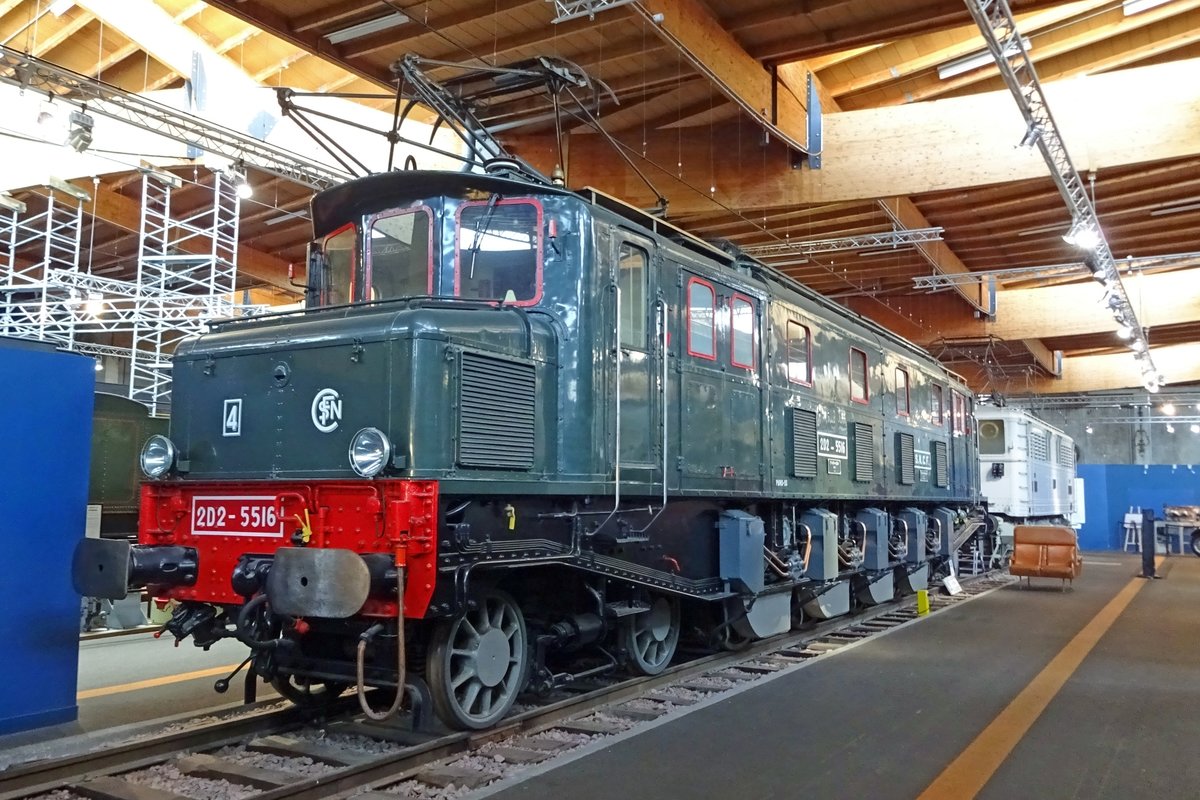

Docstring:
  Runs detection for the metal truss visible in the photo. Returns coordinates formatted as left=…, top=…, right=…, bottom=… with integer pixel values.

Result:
left=913, top=250, right=1200, bottom=290
left=740, top=226, right=944, bottom=258
left=963, top=0, right=1159, bottom=389
left=0, top=44, right=351, bottom=190
left=546, top=0, right=639, bottom=23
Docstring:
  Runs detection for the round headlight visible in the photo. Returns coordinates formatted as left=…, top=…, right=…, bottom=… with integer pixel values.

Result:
left=140, top=434, right=176, bottom=478
left=349, top=427, right=392, bottom=478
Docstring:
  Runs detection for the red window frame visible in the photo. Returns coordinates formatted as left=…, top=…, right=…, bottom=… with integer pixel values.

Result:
left=686, top=277, right=717, bottom=361
left=323, top=222, right=357, bottom=305
left=730, top=293, right=756, bottom=370
left=366, top=205, right=434, bottom=297
left=850, top=347, right=869, bottom=404
left=453, top=197, right=544, bottom=307
left=932, top=384, right=944, bottom=426
left=895, top=367, right=910, bottom=417
left=786, top=320, right=812, bottom=386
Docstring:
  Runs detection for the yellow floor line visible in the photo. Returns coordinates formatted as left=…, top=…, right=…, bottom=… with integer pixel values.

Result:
left=918, top=559, right=1161, bottom=800
left=77, top=664, right=241, bottom=700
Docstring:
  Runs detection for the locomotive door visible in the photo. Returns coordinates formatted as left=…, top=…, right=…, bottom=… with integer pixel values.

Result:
left=613, top=232, right=660, bottom=483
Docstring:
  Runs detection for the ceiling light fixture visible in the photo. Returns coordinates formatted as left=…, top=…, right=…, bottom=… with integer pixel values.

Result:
left=1116, top=324, right=1133, bottom=340
left=1063, top=219, right=1100, bottom=250
left=324, top=11, right=409, bottom=44
left=66, top=109, right=94, bottom=152
left=1166, top=424, right=1175, bottom=433
left=1162, top=402, right=1176, bottom=415
left=1192, top=424, right=1200, bottom=435
left=938, top=37, right=1032, bottom=80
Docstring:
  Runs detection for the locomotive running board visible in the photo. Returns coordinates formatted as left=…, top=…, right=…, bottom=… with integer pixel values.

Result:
left=267, top=548, right=372, bottom=619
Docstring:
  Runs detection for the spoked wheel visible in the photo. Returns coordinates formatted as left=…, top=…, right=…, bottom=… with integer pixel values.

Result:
left=623, top=595, right=681, bottom=675
left=1190, top=531, right=1200, bottom=558
left=427, top=589, right=528, bottom=730
left=270, top=674, right=348, bottom=709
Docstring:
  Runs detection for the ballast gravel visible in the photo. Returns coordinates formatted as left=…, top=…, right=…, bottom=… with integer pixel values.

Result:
left=28, top=791, right=87, bottom=800
left=294, top=728, right=406, bottom=755
left=381, top=779, right=472, bottom=798
left=122, top=763, right=257, bottom=800
left=213, top=744, right=338, bottom=777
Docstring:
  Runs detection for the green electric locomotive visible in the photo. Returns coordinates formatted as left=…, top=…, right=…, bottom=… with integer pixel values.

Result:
left=75, top=167, right=982, bottom=730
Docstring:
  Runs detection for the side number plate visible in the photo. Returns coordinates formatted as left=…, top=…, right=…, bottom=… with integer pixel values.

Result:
left=192, top=495, right=283, bottom=537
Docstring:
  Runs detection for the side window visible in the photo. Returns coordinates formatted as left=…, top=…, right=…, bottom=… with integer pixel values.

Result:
left=786, top=320, right=811, bottom=385
left=850, top=347, right=869, bottom=404
left=456, top=199, right=542, bottom=305
left=323, top=223, right=356, bottom=306
left=368, top=208, right=432, bottom=300
left=619, top=243, right=647, bottom=348
left=952, top=393, right=966, bottom=435
left=687, top=278, right=716, bottom=360
left=932, top=384, right=944, bottom=425
left=731, top=294, right=756, bottom=369
left=896, top=367, right=910, bottom=417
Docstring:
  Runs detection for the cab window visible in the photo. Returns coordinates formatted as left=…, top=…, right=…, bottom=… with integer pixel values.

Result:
left=686, top=278, right=716, bottom=360
left=932, top=384, right=944, bottom=425
left=323, top=224, right=356, bottom=306
left=369, top=208, right=432, bottom=300
left=850, top=347, right=869, bottom=404
left=619, top=243, right=647, bottom=348
left=455, top=199, right=542, bottom=305
left=896, top=367, right=910, bottom=417
left=786, top=321, right=811, bottom=385
left=731, top=294, right=755, bottom=369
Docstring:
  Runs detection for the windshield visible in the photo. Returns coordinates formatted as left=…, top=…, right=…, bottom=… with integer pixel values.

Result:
left=368, top=208, right=433, bottom=300
left=455, top=199, right=542, bottom=305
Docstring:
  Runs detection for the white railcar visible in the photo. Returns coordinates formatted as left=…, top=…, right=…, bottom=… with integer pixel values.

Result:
left=977, top=406, right=1076, bottom=527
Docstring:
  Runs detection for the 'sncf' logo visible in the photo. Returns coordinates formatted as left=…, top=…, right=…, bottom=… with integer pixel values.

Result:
left=311, top=388, right=342, bottom=433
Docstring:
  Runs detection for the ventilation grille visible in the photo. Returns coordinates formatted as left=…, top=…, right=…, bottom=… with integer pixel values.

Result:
left=933, top=440, right=949, bottom=488
left=853, top=422, right=874, bottom=483
left=458, top=351, right=536, bottom=469
left=897, top=432, right=915, bottom=485
left=1059, top=440, right=1075, bottom=468
left=1029, top=430, right=1049, bottom=461
left=792, top=408, right=818, bottom=479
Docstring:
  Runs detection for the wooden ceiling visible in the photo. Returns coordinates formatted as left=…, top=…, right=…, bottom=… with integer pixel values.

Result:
left=3, top=0, right=1199, bottom=394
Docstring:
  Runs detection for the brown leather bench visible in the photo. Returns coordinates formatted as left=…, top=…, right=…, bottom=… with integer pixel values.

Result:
left=1010, top=525, right=1083, bottom=590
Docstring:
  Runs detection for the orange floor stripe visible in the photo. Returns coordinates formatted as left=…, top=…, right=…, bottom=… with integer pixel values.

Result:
left=77, top=663, right=241, bottom=700
left=917, top=560, right=1160, bottom=800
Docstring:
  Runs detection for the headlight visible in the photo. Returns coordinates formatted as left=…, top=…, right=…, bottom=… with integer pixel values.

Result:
left=349, top=427, right=392, bottom=477
left=140, top=434, right=176, bottom=478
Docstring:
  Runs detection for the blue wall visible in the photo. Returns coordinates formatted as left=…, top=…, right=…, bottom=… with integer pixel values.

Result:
left=0, top=340, right=94, bottom=735
left=1077, top=463, right=1200, bottom=550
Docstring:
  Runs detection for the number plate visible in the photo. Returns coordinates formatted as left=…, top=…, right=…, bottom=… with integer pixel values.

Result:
left=191, top=495, right=283, bottom=538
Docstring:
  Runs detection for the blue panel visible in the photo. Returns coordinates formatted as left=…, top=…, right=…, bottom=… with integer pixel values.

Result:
left=1077, top=464, right=1200, bottom=551
left=0, top=340, right=95, bottom=734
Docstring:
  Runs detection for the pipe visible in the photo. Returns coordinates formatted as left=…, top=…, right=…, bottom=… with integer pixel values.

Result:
left=356, top=566, right=406, bottom=721
left=892, top=518, right=909, bottom=559
left=798, top=523, right=813, bottom=572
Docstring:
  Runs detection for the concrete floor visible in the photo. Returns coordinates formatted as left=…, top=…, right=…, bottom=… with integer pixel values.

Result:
left=4, top=551, right=1195, bottom=800
left=484, top=552, right=1200, bottom=800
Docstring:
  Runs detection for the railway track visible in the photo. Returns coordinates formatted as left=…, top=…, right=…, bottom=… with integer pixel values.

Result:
left=4, top=573, right=1011, bottom=800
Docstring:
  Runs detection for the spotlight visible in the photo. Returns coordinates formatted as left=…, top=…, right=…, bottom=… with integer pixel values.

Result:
left=1116, top=324, right=1132, bottom=340
left=85, top=291, right=104, bottom=316
left=1085, top=424, right=1094, bottom=434
left=1063, top=220, right=1100, bottom=250
left=1162, top=402, right=1176, bottom=415
left=66, top=110, right=94, bottom=153
left=94, top=359, right=103, bottom=372
left=1167, top=424, right=1176, bottom=434
left=1192, top=424, right=1200, bottom=435
left=1130, top=338, right=1146, bottom=354
left=235, top=177, right=253, bottom=200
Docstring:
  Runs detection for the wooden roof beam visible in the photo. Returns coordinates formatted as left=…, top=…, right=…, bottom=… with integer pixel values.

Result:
left=293, top=1, right=386, bottom=33
left=955, top=341, right=1200, bottom=393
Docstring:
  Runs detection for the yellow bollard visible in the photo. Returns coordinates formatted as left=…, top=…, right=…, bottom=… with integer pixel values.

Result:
left=916, top=589, right=930, bottom=616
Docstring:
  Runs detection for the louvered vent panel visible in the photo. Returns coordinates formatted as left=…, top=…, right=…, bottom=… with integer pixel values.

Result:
left=792, top=408, right=818, bottom=478
left=933, top=441, right=949, bottom=488
left=853, top=422, right=874, bottom=483
left=458, top=351, right=536, bottom=469
left=1059, top=440, right=1075, bottom=468
left=897, top=432, right=915, bottom=485
left=1029, top=430, right=1049, bottom=461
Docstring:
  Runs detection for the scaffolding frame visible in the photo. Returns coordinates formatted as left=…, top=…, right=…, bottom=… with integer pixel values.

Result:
left=0, top=171, right=264, bottom=413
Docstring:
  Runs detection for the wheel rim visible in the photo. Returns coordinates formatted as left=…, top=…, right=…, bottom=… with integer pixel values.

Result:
left=625, top=596, right=680, bottom=675
left=432, top=591, right=527, bottom=728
